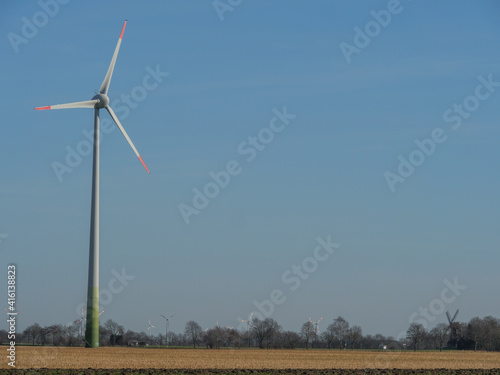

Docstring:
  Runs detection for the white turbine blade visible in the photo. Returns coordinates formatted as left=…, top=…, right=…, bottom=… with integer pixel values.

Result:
left=99, top=20, right=127, bottom=94
left=161, top=314, right=167, bottom=319
left=35, top=99, right=99, bottom=111
left=106, top=106, right=150, bottom=174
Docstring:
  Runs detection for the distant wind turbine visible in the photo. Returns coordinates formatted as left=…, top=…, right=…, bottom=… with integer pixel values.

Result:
left=4, top=308, right=19, bottom=315
left=160, top=313, right=175, bottom=347
left=75, top=307, right=104, bottom=343
left=147, top=319, right=156, bottom=338
left=35, top=20, right=150, bottom=348
left=74, top=307, right=86, bottom=341
left=241, top=312, right=254, bottom=331
left=241, top=312, right=254, bottom=347
left=309, top=316, right=323, bottom=335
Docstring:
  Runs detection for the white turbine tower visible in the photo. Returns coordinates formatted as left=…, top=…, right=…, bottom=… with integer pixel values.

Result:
left=35, top=20, right=149, bottom=348
left=309, top=316, right=323, bottom=335
left=160, top=313, right=175, bottom=347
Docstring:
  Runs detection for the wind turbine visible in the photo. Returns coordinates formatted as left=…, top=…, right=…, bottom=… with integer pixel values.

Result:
left=4, top=308, right=19, bottom=316
left=75, top=307, right=104, bottom=343
left=147, top=319, right=156, bottom=340
left=74, top=307, right=86, bottom=341
left=309, top=316, right=323, bottom=335
left=160, top=313, right=175, bottom=347
left=446, top=309, right=459, bottom=347
left=240, top=312, right=253, bottom=347
left=35, top=20, right=149, bottom=348
left=241, top=312, right=254, bottom=331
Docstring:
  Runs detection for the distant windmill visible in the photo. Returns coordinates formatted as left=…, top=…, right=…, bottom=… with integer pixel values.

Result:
left=74, top=307, right=86, bottom=341
left=75, top=307, right=104, bottom=343
left=147, top=319, right=156, bottom=339
left=309, top=316, right=323, bottom=334
left=241, top=312, right=254, bottom=347
left=446, top=309, right=459, bottom=347
left=241, top=312, right=254, bottom=331
left=160, top=313, right=175, bottom=347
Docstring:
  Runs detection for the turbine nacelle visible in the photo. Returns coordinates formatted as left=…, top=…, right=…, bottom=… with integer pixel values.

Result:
left=92, top=94, right=109, bottom=108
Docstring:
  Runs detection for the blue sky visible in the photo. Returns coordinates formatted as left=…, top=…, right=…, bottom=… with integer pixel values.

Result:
left=1, top=0, right=499, bottom=338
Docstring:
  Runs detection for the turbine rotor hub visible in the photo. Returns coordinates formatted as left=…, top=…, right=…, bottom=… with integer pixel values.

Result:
left=92, top=94, right=109, bottom=108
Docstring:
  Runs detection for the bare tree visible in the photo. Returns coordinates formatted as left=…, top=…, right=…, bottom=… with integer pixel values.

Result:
left=104, top=319, right=124, bottom=346
left=281, top=330, right=300, bottom=349
left=251, top=318, right=282, bottom=349
left=46, top=324, right=65, bottom=346
left=225, top=327, right=240, bottom=348
left=430, top=323, right=449, bottom=352
left=0, top=330, right=8, bottom=344
left=23, top=323, right=42, bottom=345
left=251, top=318, right=267, bottom=349
left=204, top=327, right=222, bottom=349
left=301, top=321, right=317, bottom=349
left=332, top=316, right=349, bottom=349
left=482, top=316, right=500, bottom=351
left=184, top=320, right=203, bottom=348
left=406, top=323, right=426, bottom=351
left=99, top=325, right=110, bottom=346
left=347, top=325, right=362, bottom=349
left=65, top=324, right=80, bottom=346
left=321, top=323, right=336, bottom=349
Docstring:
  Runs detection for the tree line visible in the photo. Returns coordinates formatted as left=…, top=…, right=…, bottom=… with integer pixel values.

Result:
left=6, top=315, right=500, bottom=351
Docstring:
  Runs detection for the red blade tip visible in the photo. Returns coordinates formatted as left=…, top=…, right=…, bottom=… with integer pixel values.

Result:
left=35, top=106, right=51, bottom=110
left=119, top=20, right=127, bottom=40
left=138, top=155, right=150, bottom=174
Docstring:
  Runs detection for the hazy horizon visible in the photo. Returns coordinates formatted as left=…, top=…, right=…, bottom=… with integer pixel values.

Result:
left=1, top=1, right=499, bottom=339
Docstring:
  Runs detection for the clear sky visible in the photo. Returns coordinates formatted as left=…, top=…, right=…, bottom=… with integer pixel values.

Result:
left=1, top=0, right=499, bottom=338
